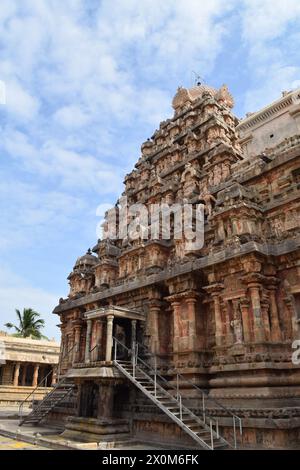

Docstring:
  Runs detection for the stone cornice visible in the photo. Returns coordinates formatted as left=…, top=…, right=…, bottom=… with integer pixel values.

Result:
left=237, top=91, right=299, bottom=133
left=54, top=236, right=300, bottom=315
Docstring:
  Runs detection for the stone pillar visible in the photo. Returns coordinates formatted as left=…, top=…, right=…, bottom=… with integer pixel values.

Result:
left=204, top=284, right=224, bottom=347
left=64, top=334, right=70, bottom=365
left=212, top=294, right=223, bottom=346
left=85, top=319, right=93, bottom=364
left=261, top=300, right=271, bottom=341
left=232, top=299, right=243, bottom=344
left=268, top=288, right=282, bottom=341
left=32, top=364, right=40, bottom=387
left=51, top=367, right=57, bottom=386
left=285, top=296, right=299, bottom=340
left=240, top=298, right=251, bottom=343
left=68, top=331, right=75, bottom=365
left=148, top=303, right=160, bottom=354
left=225, top=302, right=234, bottom=345
left=73, top=324, right=82, bottom=363
left=13, top=362, right=21, bottom=387
left=131, top=320, right=137, bottom=353
left=105, top=315, right=114, bottom=362
left=97, top=383, right=114, bottom=419
left=94, top=319, right=102, bottom=361
left=21, top=365, right=28, bottom=386
left=249, top=283, right=265, bottom=342
left=186, top=295, right=197, bottom=350
left=171, top=301, right=181, bottom=354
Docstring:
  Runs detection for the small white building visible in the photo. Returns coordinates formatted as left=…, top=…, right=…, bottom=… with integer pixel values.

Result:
left=0, top=332, right=60, bottom=404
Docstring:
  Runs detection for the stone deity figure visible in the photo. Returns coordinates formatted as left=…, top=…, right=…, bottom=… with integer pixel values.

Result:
left=222, top=163, right=230, bottom=180
left=272, top=217, right=285, bottom=238
left=213, top=165, right=223, bottom=186
left=231, top=318, right=243, bottom=344
left=175, top=239, right=186, bottom=259
left=200, top=187, right=217, bottom=217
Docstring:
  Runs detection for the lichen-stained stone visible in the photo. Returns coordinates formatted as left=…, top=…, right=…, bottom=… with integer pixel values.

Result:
left=51, top=84, right=300, bottom=449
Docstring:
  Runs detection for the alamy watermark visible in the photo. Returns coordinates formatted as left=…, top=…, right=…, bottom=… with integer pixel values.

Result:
left=292, top=340, right=300, bottom=365
left=96, top=196, right=205, bottom=251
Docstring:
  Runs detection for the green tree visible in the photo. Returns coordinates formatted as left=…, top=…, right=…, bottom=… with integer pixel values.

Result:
left=5, top=308, right=47, bottom=339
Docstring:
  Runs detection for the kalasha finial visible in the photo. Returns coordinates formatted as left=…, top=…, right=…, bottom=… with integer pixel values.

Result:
left=192, top=71, right=205, bottom=87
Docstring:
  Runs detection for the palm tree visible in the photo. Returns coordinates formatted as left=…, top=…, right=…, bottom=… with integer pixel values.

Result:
left=5, top=308, right=47, bottom=339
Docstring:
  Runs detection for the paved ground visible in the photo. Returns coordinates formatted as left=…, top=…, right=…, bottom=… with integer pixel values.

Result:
left=0, top=405, right=30, bottom=419
left=0, top=406, right=194, bottom=450
left=0, top=435, right=48, bottom=450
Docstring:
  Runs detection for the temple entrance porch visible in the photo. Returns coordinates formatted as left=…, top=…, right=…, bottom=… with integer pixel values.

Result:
left=57, top=306, right=145, bottom=442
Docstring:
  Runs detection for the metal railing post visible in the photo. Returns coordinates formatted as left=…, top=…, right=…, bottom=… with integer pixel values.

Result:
left=202, top=392, right=206, bottom=424
left=176, top=374, right=179, bottom=400
left=179, top=395, right=182, bottom=421
left=216, top=420, right=219, bottom=439
left=210, top=419, right=214, bottom=450
left=233, top=416, right=237, bottom=449
left=114, top=338, right=117, bottom=361
left=154, top=355, right=157, bottom=398
left=133, top=342, right=136, bottom=379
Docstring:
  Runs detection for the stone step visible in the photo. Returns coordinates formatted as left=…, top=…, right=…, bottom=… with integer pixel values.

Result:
left=212, top=442, right=227, bottom=449
left=195, top=431, right=211, bottom=438
left=116, top=359, right=232, bottom=450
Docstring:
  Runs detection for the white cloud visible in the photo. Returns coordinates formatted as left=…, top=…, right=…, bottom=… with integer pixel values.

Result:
left=0, top=266, right=60, bottom=341
left=242, top=0, right=300, bottom=44
left=244, top=65, right=300, bottom=113
left=1, top=0, right=300, bottom=332
left=1, top=128, right=123, bottom=194
left=53, top=105, right=90, bottom=129
left=6, top=80, right=40, bottom=120
left=0, top=0, right=239, bottom=192
left=0, top=176, right=89, bottom=253
left=240, top=0, right=300, bottom=113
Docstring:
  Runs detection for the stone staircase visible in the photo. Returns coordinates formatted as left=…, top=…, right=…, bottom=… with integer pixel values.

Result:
left=19, top=379, right=75, bottom=426
left=114, top=354, right=230, bottom=450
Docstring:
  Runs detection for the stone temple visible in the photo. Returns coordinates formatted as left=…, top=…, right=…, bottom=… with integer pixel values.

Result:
left=21, top=84, right=300, bottom=449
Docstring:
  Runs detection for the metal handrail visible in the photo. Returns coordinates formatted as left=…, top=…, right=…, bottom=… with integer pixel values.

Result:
left=19, top=343, right=76, bottom=419
left=57, top=342, right=77, bottom=379
left=21, top=376, right=72, bottom=422
left=115, top=338, right=204, bottom=414
left=136, top=341, right=242, bottom=422
left=18, top=369, right=53, bottom=420
left=114, top=337, right=222, bottom=450
left=134, top=340, right=242, bottom=449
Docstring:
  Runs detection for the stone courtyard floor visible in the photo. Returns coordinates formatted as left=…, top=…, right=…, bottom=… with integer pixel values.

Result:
left=0, top=406, right=185, bottom=450
left=0, top=435, right=48, bottom=450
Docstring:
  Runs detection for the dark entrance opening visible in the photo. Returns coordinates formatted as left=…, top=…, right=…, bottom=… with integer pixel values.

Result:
left=79, top=381, right=99, bottom=418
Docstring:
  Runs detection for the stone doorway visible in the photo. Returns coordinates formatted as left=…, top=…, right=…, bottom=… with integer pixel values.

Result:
left=79, top=381, right=99, bottom=418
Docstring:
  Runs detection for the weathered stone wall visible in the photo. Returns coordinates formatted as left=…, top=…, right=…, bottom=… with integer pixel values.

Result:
left=52, top=84, right=300, bottom=449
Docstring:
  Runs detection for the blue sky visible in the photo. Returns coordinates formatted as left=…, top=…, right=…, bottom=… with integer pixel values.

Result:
left=1, top=0, right=300, bottom=341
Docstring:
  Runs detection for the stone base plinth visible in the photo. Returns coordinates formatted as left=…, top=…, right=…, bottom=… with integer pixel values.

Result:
left=0, top=385, right=52, bottom=405
left=62, top=417, right=130, bottom=443
left=130, top=411, right=300, bottom=449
